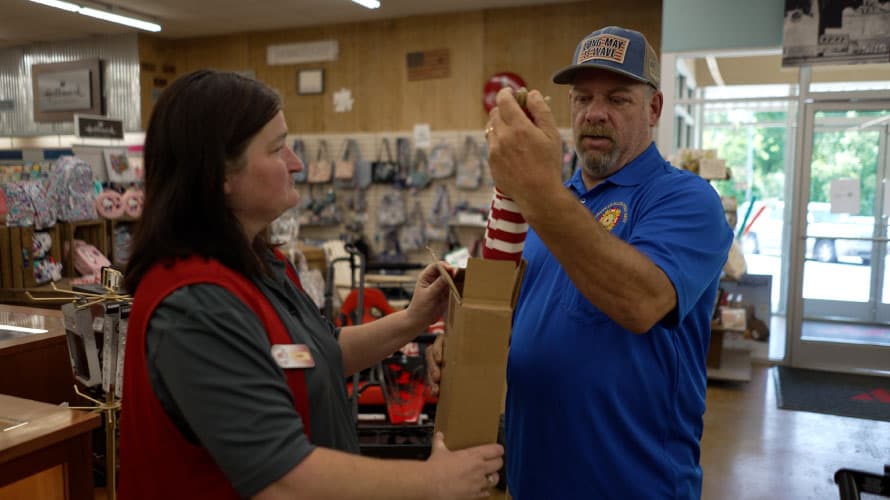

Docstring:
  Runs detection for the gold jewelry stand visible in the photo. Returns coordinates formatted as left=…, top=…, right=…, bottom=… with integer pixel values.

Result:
left=26, top=268, right=130, bottom=500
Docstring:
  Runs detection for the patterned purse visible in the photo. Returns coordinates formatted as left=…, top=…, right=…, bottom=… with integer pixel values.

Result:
left=308, top=140, right=333, bottom=184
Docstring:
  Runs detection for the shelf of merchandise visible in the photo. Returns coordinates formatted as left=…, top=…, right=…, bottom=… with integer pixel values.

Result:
left=60, top=219, right=108, bottom=278
left=704, top=167, right=753, bottom=383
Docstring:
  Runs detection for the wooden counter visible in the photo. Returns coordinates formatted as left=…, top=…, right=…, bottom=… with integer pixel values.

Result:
left=0, top=304, right=75, bottom=405
left=0, top=394, right=101, bottom=500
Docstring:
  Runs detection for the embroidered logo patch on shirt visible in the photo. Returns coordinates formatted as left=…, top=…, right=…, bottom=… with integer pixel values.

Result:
left=596, top=202, right=628, bottom=232
left=577, top=34, right=630, bottom=65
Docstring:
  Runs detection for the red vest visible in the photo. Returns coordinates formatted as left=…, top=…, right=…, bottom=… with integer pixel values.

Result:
left=119, top=254, right=309, bottom=499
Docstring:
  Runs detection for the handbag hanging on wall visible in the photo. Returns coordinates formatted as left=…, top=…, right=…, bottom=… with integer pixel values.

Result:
left=372, top=138, right=399, bottom=184
left=376, top=228, right=407, bottom=264
left=456, top=136, right=483, bottom=190
left=395, top=137, right=412, bottom=187
left=334, top=138, right=357, bottom=188
left=407, top=148, right=431, bottom=191
left=399, top=201, right=426, bottom=252
left=429, top=141, right=456, bottom=179
left=377, top=187, right=407, bottom=228
left=426, top=184, right=451, bottom=241
left=308, top=140, right=333, bottom=184
left=353, top=141, right=373, bottom=190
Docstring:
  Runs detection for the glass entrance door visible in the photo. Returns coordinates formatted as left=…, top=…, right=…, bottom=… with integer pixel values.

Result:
left=790, top=101, right=890, bottom=374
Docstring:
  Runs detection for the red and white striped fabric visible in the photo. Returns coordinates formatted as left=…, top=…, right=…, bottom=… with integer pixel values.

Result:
left=482, top=188, right=528, bottom=262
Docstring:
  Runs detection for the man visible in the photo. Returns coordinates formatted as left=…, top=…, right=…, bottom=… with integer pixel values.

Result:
left=429, top=26, right=732, bottom=498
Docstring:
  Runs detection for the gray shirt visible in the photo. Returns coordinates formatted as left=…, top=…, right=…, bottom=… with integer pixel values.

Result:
left=146, top=253, right=359, bottom=498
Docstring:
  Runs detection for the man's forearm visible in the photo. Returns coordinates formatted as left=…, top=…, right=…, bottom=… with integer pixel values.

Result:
left=518, top=185, right=676, bottom=332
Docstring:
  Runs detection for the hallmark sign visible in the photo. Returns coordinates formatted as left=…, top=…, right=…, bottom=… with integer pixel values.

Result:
left=75, top=114, right=124, bottom=139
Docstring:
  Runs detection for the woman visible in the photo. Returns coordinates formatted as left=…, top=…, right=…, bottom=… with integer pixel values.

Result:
left=119, top=70, right=503, bottom=499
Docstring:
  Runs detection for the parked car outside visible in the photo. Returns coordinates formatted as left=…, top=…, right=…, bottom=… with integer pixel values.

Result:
left=806, top=202, right=874, bottom=264
left=737, top=199, right=875, bottom=264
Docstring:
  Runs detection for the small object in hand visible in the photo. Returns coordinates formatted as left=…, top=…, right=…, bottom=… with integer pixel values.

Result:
left=515, top=87, right=530, bottom=109
left=514, top=87, right=550, bottom=120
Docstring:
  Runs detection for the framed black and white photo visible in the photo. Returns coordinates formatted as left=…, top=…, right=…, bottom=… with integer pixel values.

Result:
left=37, top=69, right=90, bottom=111
left=298, top=68, right=324, bottom=95
left=782, top=0, right=890, bottom=67
left=32, top=59, right=103, bottom=122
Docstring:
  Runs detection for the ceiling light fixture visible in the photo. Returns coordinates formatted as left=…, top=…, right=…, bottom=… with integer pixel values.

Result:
left=78, top=6, right=161, bottom=31
left=28, top=0, right=79, bottom=12
left=350, top=0, right=381, bottom=9
left=28, top=0, right=162, bottom=32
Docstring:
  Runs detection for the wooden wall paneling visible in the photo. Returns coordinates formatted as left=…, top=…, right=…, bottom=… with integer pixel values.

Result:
left=137, top=35, right=177, bottom=130
left=484, top=0, right=663, bottom=129
left=352, top=21, right=403, bottom=133
left=324, top=23, right=366, bottom=132
left=248, top=25, right=334, bottom=133
left=136, top=0, right=662, bottom=135
left=246, top=34, right=295, bottom=123
left=176, top=33, right=250, bottom=74
left=393, top=12, right=486, bottom=131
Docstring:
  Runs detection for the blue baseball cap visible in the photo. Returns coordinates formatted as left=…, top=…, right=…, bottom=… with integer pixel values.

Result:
left=552, top=26, right=660, bottom=89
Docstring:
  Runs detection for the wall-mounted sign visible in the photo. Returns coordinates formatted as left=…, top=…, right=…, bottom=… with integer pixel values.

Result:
left=32, top=59, right=103, bottom=122
left=333, top=88, right=354, bottom=113
left=267, top=40, right=338, bottom=65
left=406, top=49, right=450, bottom=81
left=37, top=69, right=92, bottom=112
left=483, top=72, right=526, bottom=113
left=75, top=114, right=124, bottom=139
left=298, top=69, right=324, bottom=95
left=0, top=100, right=13, bottom=111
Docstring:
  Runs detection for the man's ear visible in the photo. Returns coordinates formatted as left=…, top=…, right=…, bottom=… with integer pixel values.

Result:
left=649, top=90, right=663, bottom=127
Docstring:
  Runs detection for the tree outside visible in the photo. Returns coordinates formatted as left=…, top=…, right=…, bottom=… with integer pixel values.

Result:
left=702, top=109, right=882, bottom=217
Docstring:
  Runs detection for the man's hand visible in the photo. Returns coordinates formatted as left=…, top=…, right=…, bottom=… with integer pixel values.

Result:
left=485, top=87, right=564, bottom=208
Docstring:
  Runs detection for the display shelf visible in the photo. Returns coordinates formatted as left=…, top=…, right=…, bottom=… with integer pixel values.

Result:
left=0, top=278, right=74, bottom=306
left=684, top=152, right=754, bottom=383
left=60, top=219, right=108, bottom=278
left=108, top=218, right=139, bottom=267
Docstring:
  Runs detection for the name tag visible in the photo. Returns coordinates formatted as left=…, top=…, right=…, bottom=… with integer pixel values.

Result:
left=271, top=344, right=315, bottom=369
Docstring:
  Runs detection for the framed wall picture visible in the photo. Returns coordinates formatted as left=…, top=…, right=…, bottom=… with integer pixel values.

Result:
left=32, top=59, right=103, bottom=122
left=298, top=68, right=324, bottom=95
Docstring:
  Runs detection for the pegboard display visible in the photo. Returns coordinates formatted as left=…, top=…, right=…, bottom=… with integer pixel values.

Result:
left=290, top=128, right=573, bottom=264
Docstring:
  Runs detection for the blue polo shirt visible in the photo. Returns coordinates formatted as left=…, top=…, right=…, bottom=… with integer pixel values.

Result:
left=505, top=143, right=733, bottom=499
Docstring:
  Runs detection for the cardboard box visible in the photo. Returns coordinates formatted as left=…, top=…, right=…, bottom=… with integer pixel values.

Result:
left=699, top=157, right=727, bottom=180
left=433, top=257, right=525, bottom=451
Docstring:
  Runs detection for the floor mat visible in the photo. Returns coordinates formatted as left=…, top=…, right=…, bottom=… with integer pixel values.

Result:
left=772, top=366, right=890, bottom=423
